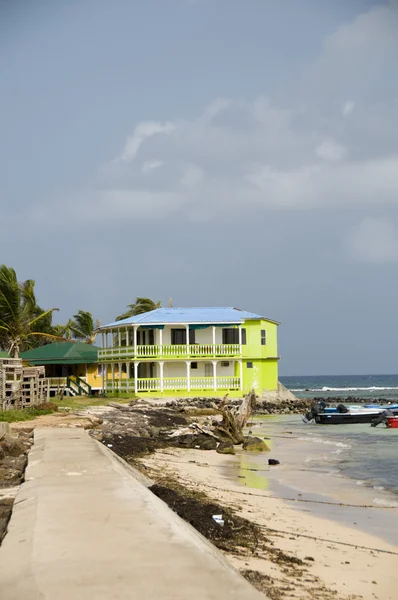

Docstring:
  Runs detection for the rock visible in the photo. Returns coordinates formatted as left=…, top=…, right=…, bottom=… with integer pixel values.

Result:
left=174, top=433, right=217, bottom=451
left=0, top=434, right=27, bottom=457
left=268, top=459, right=280, bottom=465
left=217, top=441, right=235, bottom=455
left=242, top=436, right=270, bottom=452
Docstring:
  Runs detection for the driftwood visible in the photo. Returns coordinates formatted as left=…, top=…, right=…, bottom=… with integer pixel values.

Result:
left=214, top=390, right=256, bottom=444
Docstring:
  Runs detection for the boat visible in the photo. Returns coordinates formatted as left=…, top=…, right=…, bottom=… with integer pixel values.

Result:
left=303, top=401, right=398, bottom=425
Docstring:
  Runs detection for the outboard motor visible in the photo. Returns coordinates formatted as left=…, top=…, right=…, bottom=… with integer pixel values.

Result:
left=303, top=402, right=321, bottom=423
left=336, top=403, right=349, bottom=413
left=371, top=409, right=393, bottom=427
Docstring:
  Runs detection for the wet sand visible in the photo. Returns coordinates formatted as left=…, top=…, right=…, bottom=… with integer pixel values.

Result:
left=141, top=438, right=398, bottom=600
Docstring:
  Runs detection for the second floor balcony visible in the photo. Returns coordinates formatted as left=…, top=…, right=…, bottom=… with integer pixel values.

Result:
left=98, top=343, right=241, bottom=361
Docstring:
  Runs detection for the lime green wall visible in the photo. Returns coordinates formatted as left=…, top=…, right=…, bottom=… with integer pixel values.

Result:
left=241, top=319, right=278, bottom=359
left=241, top=319, right=279, bottom=393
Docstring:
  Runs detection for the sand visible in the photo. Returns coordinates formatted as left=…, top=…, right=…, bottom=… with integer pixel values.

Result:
left=141, top=447, right=398, bottom=600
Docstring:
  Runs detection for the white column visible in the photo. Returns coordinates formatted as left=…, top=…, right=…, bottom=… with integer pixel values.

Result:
left=126, top=328, right=129, bottom=348
left=159, top=361, right=164, bottom=392
left=238, top=325, right=242, bottom=350
left=186, top=361, right=191, bottom=392
left=159, top=328, right=163, bottom=352
left=101, top=333, right=105, bottom=349
left=212, top=326, right=216, bottom=354
left=134, top=361, right=139, bottom=393
left=185, top=324, right=190, bottom=356
left=118, top=329, right=121, bottom=348
left=212, top=360, right=217, bottom=391
left=239, top=360, right=243, bottom=391
left=133, top=326, right=137, bottom=357
left=103, top=364, right=108, bottom=395
left=111, top=363, right=115, bottom=392
left=118, top=362, right=122, bottom=391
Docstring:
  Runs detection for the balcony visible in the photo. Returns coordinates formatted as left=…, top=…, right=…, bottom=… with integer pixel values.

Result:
left=105, top=376, right=241, bottom=393
left=98, top=343, right=241, bottom=361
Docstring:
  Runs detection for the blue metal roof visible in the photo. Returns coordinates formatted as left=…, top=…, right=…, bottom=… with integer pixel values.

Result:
left=102, top=307, right=279, bottom=329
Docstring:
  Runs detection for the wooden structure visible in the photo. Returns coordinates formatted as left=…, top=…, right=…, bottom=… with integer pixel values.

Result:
left=0, top=357, right=47, bottom=411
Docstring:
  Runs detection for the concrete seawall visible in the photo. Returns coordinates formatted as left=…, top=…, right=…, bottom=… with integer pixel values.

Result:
left=0, top=428, right=264, bottom=599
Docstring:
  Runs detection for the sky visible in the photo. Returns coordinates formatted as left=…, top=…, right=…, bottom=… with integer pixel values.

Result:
left=1, top=0, right=398, bottom=376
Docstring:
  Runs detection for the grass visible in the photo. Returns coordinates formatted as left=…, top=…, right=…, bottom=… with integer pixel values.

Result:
left=52, top=395, right=133, bottom=411
left=0, top=408, right=55, bottom=423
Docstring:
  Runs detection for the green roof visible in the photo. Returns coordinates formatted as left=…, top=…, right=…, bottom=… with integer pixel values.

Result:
left=20, top=342, right=98, bottom=365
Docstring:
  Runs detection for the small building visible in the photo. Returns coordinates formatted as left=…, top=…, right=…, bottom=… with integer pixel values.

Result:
left=21, top=342, right=103, bottom=396
left=98, top=307, right=280, bottom=397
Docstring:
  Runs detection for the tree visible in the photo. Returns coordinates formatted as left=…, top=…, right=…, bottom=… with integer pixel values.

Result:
left=0, top=265, right=60, bottom=357
left=70, top=310, right=100, bottom=344
left=52, top=319, right=74, bottom=340
left=116, top=297, right=161, bottom=321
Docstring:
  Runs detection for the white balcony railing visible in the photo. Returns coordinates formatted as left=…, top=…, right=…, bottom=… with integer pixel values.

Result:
left=98, top=344, right=241, bottom=361
left=106, top=376, right=241, bottom=393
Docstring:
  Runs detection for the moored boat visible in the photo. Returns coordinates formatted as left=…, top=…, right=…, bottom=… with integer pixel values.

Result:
left=303, top=401, right=398, bottom=425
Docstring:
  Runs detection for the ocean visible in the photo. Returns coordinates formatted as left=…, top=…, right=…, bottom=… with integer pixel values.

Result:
left=258, top=375, right=398, bottom=516
left=238, top=414, right=398, bottom=544
left=280, top=373, right=398, bottom=401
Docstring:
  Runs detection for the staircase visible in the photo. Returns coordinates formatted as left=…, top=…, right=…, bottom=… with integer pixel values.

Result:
left=66, top=376, right=92, bottom=397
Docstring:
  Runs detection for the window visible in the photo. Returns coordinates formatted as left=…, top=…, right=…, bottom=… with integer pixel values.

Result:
left=222, top=328, right=239, bottom=344
left=171, top=329, right=186, bottom=345
left=241, top=328, right=247, bottom=345
left=171, top=329, right=195, bottom=344
left=191, top=362, right=198, bottom=369
left=261, top=330, right=266, bottom=346
left=246, top=361, right=253, bottom=369
left=221, top=361, right=230, bottom=367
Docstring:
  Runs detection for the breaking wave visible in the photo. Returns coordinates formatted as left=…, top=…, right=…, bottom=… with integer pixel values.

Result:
left=291, top=386, right=398, bottom=392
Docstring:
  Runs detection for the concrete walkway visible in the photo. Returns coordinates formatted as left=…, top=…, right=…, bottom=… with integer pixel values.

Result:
left=0, top=428, right=264, bottom=599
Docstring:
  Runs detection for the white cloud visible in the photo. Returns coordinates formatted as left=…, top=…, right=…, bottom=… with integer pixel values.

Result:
left=342, top=101, right=356, bottom=117
left=315, top=139, right=347, bottom=162
left=30, top=2, right=398, bottom=229
left=141, top=160, right=163, bottom=174
left=118, top=121, right=175, bottom=162
left=347, top=217, right=398, bottom=263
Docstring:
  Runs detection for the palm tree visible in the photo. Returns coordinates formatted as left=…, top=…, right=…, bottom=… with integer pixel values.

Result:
left=52, top=319, right=74, bottom=340
left=70, top=310, right=101, bottom=344
left=116, top=297, right=161, bottom=321
left=0, top=265, right=60, bottom=357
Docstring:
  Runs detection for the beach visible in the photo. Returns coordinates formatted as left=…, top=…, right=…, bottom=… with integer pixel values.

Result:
left=135, top=411, right=398, bottom=600
left=140, top=445, right=397, bottom=600
left=2, top=401, right=398, bottom=599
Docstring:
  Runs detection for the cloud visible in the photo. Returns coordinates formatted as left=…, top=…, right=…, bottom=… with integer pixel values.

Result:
left=315, top=139, right=347, bottom=162
left=342, top=101, right=355, bottom=117
left=28, top=2, right=398, bottom=228
left=347, top=217, right=398, bottom=263
left=118, top=121, right=175, bottom=162
left=141, top=160, right=163, bottom=174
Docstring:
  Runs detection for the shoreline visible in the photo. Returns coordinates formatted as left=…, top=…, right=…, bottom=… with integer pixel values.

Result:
left=3, top=398, right=398, bottom=599
left=140, top=445, right=397, bottom=600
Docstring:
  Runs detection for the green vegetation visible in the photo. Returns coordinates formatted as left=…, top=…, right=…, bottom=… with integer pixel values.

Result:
left=69, top=310, right=101, bottom=344
left=116, top=297, right=161, bottom=321
left=0, top=407, right=55, bottom=423
left=52, top=395, right=132, bottom=410
left=0, top=265, right=161, bottom=355
left=0, top=265, right=60, bottom=357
